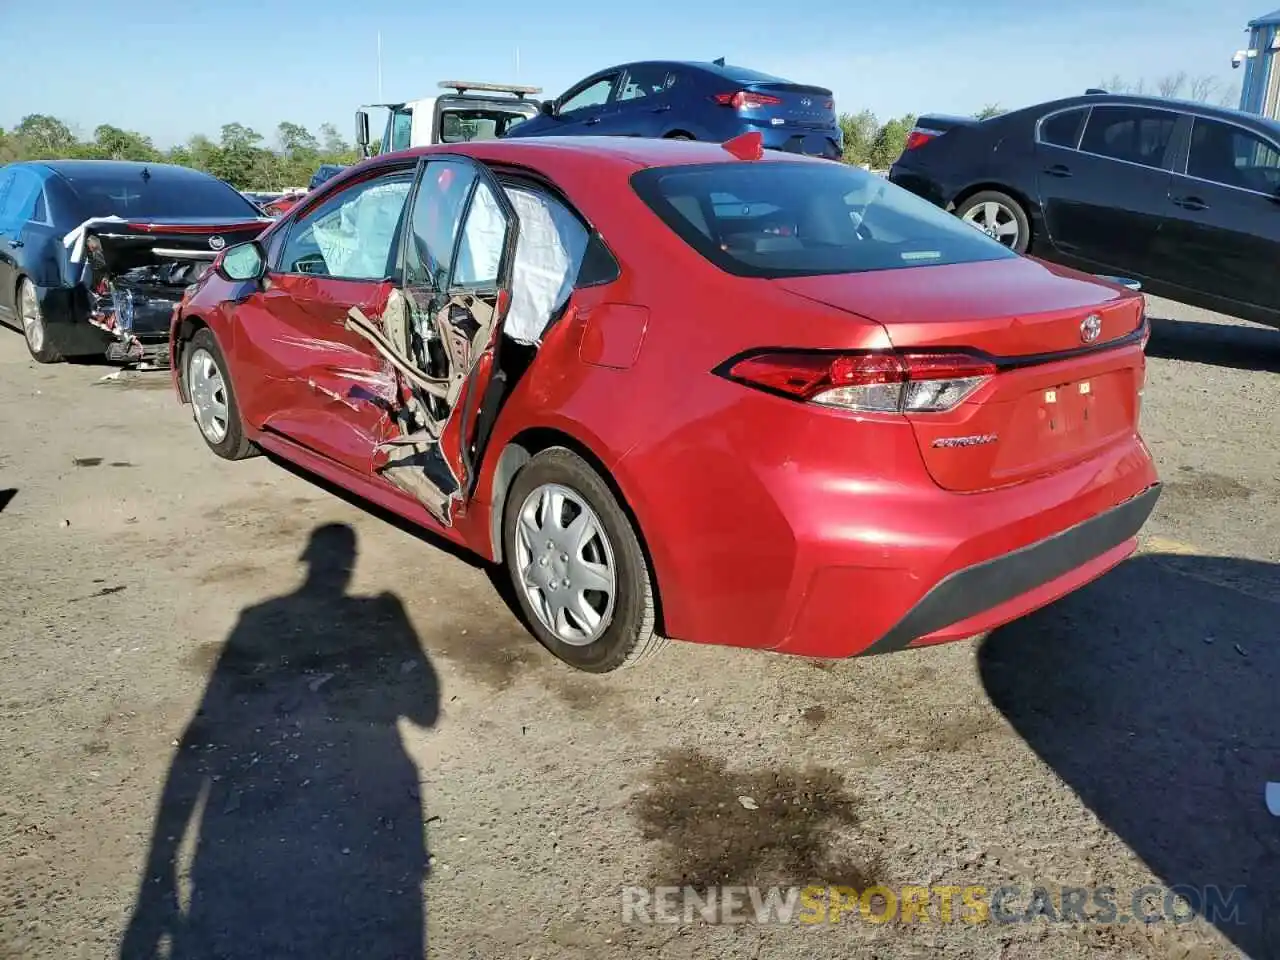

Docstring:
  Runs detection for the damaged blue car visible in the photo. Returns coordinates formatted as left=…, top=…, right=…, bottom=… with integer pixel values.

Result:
left=0, top=160, right=272, bottom=364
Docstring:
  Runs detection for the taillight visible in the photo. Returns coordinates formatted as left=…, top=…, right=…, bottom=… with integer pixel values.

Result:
left=712, top=91, right=783, bottom=110
left=904, top=127, right=942, bottom=151
left=719, top=350, right=996, bottom=414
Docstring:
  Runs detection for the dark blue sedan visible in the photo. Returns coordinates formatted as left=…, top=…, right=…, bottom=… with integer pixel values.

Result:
left=503, top=59, right=843, bottom=159
left=0, top=160, right=270, bottom=364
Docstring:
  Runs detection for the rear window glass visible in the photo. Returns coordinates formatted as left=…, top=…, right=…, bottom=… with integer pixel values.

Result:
left=66, top=170, right=261, bottom=220
left=712, top=64, right=788, bottom=84
left=631, top=161, right=1017, bottom=278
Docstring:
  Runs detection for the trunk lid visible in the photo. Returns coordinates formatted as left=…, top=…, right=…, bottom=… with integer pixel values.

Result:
left=87, top=217, right=271, bottom=274
left=775, top=257, right=1147, bottom=493
left=740, top=82, right=836, bottom=130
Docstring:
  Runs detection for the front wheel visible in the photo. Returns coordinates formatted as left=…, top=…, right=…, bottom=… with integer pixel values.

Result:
left=955, top=190, right=1031, bottom=254
left=502, top=447, right=666, bottom=672
left=184, top=327, right=256, bottom=460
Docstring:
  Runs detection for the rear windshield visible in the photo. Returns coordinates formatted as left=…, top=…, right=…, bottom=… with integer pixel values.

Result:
left=630, top=161, right=1017, bottom=278
left=66, top=170, right=262, bottom=220
left=439, top=108, right=531, bottom=142
left=712, top=64, right=789, bottom=84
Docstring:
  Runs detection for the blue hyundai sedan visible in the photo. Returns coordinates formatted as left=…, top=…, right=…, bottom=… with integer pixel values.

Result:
left=503, top=59, right=842, bottom=159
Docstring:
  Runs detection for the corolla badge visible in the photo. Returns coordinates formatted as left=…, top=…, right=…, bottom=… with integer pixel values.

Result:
left=209, top=235, right=226, bottom=251
left=932, top=434, right=998, bottom=448
left=1080, top=313, right=1102, bottom=344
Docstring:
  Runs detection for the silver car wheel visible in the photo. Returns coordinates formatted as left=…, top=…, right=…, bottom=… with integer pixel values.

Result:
left=515, top=482, right=617, bottom=646
left=187, top=347, right=229, bottom=444
left=18, top=281, right=44, bottom=353
left=962, top=200, right=1020, bottom=246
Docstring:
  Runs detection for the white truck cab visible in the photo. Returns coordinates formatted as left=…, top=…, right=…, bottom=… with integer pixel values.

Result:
left=355, top=81, right=543, bottom=157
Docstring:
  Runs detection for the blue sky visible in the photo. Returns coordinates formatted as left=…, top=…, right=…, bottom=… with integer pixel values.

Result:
left=0, top=0, right=1269, bottom=149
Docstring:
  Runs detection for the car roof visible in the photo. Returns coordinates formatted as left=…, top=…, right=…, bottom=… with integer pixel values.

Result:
left=30, top=159, right=220, bottom=182
left=1028, top=93, right=1280, bottom=137
left=367, top=135, right=826, bottom=172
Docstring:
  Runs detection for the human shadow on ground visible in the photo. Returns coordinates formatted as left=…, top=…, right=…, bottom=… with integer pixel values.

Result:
left=979, top=553, right=1280, bottom=957
left=1145, top=313, right=1280, bottom=374
left=120, top=522, right=440, bottom=959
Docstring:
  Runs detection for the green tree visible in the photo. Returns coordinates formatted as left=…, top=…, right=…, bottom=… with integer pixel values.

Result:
left=13, top=114, right=76, bottom=157
left=92, top=124, right=161, bottom=161
left=838, top=109, right=878, bottom=165
left=319, top=122, right=348, bottom=156
left=974, top=103, right=1004, bottom=120
left=277, top=121, right=319, bottom=154
left=868, top=115, right=914, bottom=170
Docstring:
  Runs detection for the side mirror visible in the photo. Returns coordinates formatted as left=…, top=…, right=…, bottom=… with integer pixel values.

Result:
left=355, top=109, right=370, bottom=156
left=218, top=241, right=266, bottom=283
left=540, top=100, right=556, bottom=117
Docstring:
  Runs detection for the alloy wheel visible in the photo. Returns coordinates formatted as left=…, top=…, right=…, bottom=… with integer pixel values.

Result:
left=961, top=200, right=1020, bottom=246
left=18, top=282, right=45, bottom=354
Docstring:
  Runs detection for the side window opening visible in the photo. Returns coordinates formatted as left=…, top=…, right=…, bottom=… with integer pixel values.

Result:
left=276, top=170, right=414, bottom=279
left=1187, top=117, right=1280, bottom=194
left=1079, top=105, right=1176, bottom=169
left=1039, top=109, right=1087, bottom=149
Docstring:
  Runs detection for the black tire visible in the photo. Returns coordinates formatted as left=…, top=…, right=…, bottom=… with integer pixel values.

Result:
left=16, top=278, right=63, bottom=364
left=183, top=327, right=256, bottom=460
left=954, top=190, right=1031, bottom=254
left=665, top=132, right=694, bottom=140
left=502, top=447, right=666, bottom=672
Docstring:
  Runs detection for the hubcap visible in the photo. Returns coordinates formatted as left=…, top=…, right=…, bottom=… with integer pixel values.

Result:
left=962, top=201, right=1020, bottom=246
left=187, top=347, right=229, bottom=443
left=514, top=483, right=617, bottom=646
left=19, top=283, right=44, bottom=353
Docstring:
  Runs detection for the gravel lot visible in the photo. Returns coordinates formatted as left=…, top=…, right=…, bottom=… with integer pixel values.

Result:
left=0, top=296, right=1277, bottom=960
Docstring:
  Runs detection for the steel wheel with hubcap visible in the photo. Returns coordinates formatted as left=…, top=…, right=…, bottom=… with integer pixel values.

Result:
left=183, top=327, right=256, bottom=460
left=955, top=190, right=1030, bottom=254
left=188, top=347, right=229, bottom=445
left=17, top=278, right=61, bottom=363
left=502, top=447, right=666, bottom=672
left=515, top=482, right=617, bottom=646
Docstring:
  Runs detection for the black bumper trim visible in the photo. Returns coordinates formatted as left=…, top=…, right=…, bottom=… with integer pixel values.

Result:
left=862, top=482, right=1162, bottom=656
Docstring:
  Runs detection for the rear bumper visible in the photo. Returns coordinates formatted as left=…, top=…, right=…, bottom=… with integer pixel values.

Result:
left=757, top=127, right=841, bottom=159
left=861, top=482, right=1160, bottom=655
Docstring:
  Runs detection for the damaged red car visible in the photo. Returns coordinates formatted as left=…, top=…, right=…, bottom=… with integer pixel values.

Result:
left=0, top=160, right=271, bottom=364
left=170, top=135, right=1161, bottom=672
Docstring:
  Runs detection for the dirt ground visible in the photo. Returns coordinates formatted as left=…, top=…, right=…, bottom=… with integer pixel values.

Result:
left=1, top=297, right=1277, bottom=960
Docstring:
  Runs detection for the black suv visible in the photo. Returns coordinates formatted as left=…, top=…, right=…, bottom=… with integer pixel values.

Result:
left=889, top=92, right=1280, bottom=329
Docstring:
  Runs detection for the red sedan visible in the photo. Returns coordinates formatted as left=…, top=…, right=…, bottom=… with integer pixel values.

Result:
left=169, top=133, right=1160, bottom=672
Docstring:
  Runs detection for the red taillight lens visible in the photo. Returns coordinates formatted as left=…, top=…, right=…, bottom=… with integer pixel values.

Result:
left=904, top=129, right=938, bottom=151
left=712, top=91, right=783, bottom=110
left=721, top=350, right=996, bottom=413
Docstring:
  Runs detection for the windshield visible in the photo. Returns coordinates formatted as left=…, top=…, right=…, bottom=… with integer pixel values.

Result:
left=630, top=161, right=1017, bottom=278
left=68, top=170, right=262, bottom=220
left=439, top=108, right=531, bottom=143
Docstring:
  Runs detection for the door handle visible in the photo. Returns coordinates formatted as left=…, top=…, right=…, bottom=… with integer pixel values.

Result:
left=1043, top=164, right=1072, bottom=178
left=583, top=116, right=601, bottom=125
left=7, top=239, right=22, bottom=249
left=1171, top=195, right=1208, bottom=211
left=652, top=104, right=672, bottom=113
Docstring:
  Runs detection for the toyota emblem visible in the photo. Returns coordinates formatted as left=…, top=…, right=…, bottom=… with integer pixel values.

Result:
left=800, top=97, right=812, bottom=107
left=209, top=235, right=226, bottom=251
left=1080, top=313, right=1102, bottom=344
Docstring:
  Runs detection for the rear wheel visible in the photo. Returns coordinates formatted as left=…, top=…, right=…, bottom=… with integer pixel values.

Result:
left=665, top=132, right=694, bottom=140
left=184, top=327, right=256, bottom=460
left=502, top=447, right=666, bottom=672
left=955, top=190, right=1030, bottom=254
left=17, top=278, right=62, bottom=364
